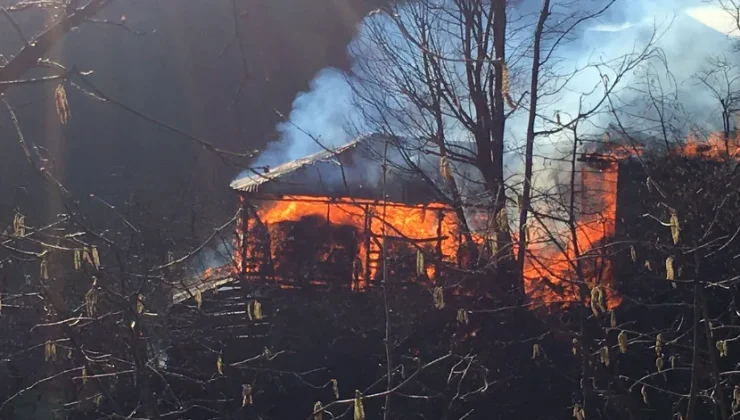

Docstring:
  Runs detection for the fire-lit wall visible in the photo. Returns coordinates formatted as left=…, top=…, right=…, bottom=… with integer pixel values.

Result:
left=235, top=195, right=464, bottom=290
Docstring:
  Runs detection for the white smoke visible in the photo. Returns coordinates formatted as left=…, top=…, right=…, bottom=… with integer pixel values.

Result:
left=243, top=67, right=355, bottom=172
left=236, top=0, right=739, bottom=185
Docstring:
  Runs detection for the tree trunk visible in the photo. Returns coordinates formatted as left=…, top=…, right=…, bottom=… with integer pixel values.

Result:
left=516, top=0, right=550, bottom=295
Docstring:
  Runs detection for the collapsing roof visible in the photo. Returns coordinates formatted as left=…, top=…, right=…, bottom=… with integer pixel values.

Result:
left=230, top=138, right=364, bottom=193
left=229, top=134, right=455, bottom=204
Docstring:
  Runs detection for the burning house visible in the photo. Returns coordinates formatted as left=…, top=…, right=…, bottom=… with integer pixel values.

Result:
left=176, top=126, right=740, bottom=311
left=229, top=134, right=480, bottom=292
left=225, top=130, right=633, bottom=307
left=151, top=126, right=740, bottom=420
left=170, top=130, right=643, bottom=312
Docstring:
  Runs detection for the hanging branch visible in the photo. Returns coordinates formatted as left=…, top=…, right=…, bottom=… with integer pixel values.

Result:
left=73, top=71, right=258, bottom=162
left=0, top=0, right=114, bottom=95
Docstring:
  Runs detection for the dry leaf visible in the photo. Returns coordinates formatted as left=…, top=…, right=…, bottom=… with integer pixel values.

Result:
left=655, top=334, right=664, bottom=355
left=45, top=341, right=57, bottom=361
left=572, top=404, right=585, bottom=420
left=40, top=258, right=49, bottom=280
left=630, top=245, right=636, bottom=263
left=242, top=384, right=252, bottom=407
left=353, top=390, right=365, bottom=420
left=644, top=260, right=652, bottom=271
left=195, top=289, right=203, bottom=310
left=600, top=346, right=610, bottom=367
left=670, top=211, right=680, bottom=245
left=502, top=61, right=517, bottom=109
left=74, top=249, right=81, bottom=270
left=82, top=247, right=93, bottom=266
left=91, top=246, right=100, bottom=269
left=457, top=308, right=469, bottom=325
left=501, top=60, right=510, bottom=96
left=641, top=385, right=648, bottom=405
left=331, top=378, right=339, bottom=399
left=717, top=340, right=729, bottom=357
left=572, top=338, right=578, bottom=356
left=656, top=356, right=664, bottom=372
left=618, top=331, right=628, bottom=353
left=136, top=294, right=145, bottom=314
left=665, top=257, right=675, bottom=281
left=590, top=286, right=605, bottom=316
left=85, top=279, right=98, bottom=317
left=13, top=213, right=25, bottom=236
left=440, top=155, right=452, bottom=181
left=531, top=343, right=542, bottom=360
left=433, top=287, right=445, bottom=310
left=55, top=84, right=71, bottom=124
left=217, top=355, right=224, bottom=375
left=670, top=355, right=676, bottom=370
left=314, top=401, right=324, bottom=420
left=610, top=311, right=617, bottom=328
left=253, top=300, right=263, bottom=320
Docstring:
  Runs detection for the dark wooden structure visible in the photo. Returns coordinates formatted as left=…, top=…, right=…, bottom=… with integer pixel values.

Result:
left=230, top=135, right=467, bottom=291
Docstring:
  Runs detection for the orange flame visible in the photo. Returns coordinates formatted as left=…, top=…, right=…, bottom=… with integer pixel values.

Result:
left=680, top=131, right=740, bottom=159
left=520, top=133, right=739, bottom=310
left=521, top=159, right=621, bottom=309
left=228, top=133, right=735, bottom=309
left=235, top=196, right=462, bottom=289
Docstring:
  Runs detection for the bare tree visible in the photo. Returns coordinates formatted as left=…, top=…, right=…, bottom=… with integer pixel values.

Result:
left=347, top=0, right=660, bottom=305
left=693, top=54, right=740, bottom=153
left=0, top=1, right=273, bottom=418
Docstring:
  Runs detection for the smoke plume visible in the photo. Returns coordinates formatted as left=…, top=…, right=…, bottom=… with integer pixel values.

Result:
left=236, top=0, right=739, bottom=185
left=244, top=67, right=354, bottom=172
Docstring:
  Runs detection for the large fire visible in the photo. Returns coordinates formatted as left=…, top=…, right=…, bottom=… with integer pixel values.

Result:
left=235, top=196, right=463, bottom=290
left=521, top=156, right=622, bottom=309
left=682, top=131, right=740, bottom=159
left=225, top=134, right=736, bottom=309
left=520, top=133, right=740, bottom=309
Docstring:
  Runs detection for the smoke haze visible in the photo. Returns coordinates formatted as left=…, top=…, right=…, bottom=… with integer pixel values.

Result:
left=237, top=0, right=740, bottom=184
left=248, top=67, right=355, bottom=170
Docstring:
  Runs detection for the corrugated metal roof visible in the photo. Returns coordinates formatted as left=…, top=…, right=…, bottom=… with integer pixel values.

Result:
left=230, top=138, right=364, bottom=192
